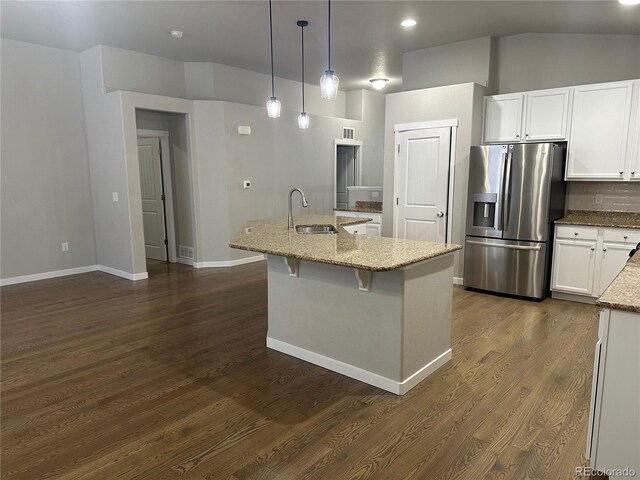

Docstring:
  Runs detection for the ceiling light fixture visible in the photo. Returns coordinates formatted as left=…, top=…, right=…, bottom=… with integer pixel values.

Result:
left=618, top=0, right=640, bottom=4
left=297, top=20, right=310, bottom=129
left=170, top=30, right=183, bottom=38
left=266, top=0, right=281, bottom=118
left=401, top=19, right=417, bottom=27
left=369, top=78, right=389, bottom=90
left=320, top=0, right=339, bottom=99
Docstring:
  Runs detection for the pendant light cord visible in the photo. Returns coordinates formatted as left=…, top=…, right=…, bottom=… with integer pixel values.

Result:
left=269, top=0, right=275, bottom=97
left=327, top=0, right=331, bottom=70
left=301, top=23, right=305, bottom=112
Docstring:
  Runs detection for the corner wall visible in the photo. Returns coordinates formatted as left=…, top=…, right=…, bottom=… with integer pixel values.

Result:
left=1, top=39, right=97, bottom=280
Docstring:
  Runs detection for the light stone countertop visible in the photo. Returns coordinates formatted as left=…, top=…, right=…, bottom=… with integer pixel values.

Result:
left=596, top=251, right=640, bottom=313
left=555, top=210, right=640, bottom=229
left=229, top=215, right=462, bottom=271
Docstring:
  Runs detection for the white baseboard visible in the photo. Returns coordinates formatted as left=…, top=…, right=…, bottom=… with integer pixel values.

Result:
left=193, top=255, right=265, bottom=269
left=177, top=257, right=193, bottom=266
left=97, top=265, right=148, bottom=281
left=1, top=265, right=99, bottom=286
left=551, top=291, right=597, bottom=304
left=453, top=277, right=464, bottom=285
left=266, top=336, right=452, bottom=395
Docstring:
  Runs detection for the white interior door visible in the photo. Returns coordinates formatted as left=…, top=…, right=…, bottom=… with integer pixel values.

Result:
left=137, top=137, right=167, bottom=261
left=395, top=127, right=451, bottom=243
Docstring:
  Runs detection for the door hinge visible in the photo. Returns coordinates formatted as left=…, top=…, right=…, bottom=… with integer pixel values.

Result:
left=161, top=194, right=165, bottom=201
left=396, top=197, right=399, bottom=206
left=164, top=238, right=168, bottom=245
left=397, top=144, right=400, bottom=154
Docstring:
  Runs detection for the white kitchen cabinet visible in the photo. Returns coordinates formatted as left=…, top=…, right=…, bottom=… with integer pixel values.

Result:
left=566, top=81, right=634, bottom=180
left=598, top=242, right=634, bottom=295
left=587, top=308, right=640, bottom=477
left=342, top=223, right=366, bottom=235
left=523, top=88, right=571, bottom=142
left=335, top=210, right=382, bottom=237
left=551, top=225, right=639, bottom=301
left=483, top=88, right=570, bottom=144
left=551, top=238, right=597, bottom=296
left=483, top=94, right=524, bottom=143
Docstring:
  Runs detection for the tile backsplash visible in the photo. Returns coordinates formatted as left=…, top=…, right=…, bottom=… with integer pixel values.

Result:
left=567, top=182, right=640, bottom=213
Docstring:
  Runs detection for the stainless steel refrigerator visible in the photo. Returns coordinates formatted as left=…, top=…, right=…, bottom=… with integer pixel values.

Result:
left=464, top=143, right=566, bottom=299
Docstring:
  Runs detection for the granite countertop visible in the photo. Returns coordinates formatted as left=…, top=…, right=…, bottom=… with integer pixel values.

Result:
left=229, top=214, right=461, bottom=271
left=596, top=251, right=640, bottom=313
left=555, top=210, right=640, bottom=229
left=334, top=201, right=383, bottom=214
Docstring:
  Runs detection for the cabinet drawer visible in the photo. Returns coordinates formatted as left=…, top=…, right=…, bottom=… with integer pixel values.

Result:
left=602, top=228, right=640, bottom=244
left=556, top=225, right=598, bottom=241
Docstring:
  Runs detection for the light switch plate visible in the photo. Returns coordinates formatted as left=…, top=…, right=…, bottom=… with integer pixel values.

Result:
left=61, top=242, right=69, bottom=252
left=112, top=192, right=119, bottom=202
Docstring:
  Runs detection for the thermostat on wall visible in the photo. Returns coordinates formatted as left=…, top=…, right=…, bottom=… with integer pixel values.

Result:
left=238, top=126, right=251, bottom=135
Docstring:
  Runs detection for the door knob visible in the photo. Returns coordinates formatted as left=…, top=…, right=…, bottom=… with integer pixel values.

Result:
left=436, top=211, right=445, bottom=218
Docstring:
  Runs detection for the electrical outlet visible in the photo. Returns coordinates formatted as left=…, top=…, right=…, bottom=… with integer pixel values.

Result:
left=112, top=192, right=119, bottom=202
left=371, top=192, right=379, bottom=198
left=243, top=180, right=251, bottom=189
left=61, top=242, right=69, bottom=252
left=595, top=193, right=604, bottom=205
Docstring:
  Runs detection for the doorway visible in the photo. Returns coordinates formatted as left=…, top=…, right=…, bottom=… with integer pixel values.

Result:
left=334, top=140, right=362, bottom=209
left=393, top=121, right=457, bottom=243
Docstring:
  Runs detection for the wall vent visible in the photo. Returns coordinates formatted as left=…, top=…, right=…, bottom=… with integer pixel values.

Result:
left=179, top=245, right=194, bottom=259
left=342, top=127, right=355, bottom=140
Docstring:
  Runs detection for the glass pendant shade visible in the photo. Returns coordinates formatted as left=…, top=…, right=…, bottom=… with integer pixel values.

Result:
left=320, top=70, right=339, bottom=99
left=298, top=112, right=310, bottom=129
left=266, top=97, right=281, bottom=118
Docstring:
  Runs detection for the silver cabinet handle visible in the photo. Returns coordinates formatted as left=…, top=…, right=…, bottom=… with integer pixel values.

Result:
left=466, top=240, right=542, bottom=251
left=591, top=247, right=595, bottom=251
left=620, top=171, right=624, bottom=175
left=574, top=232, right=578, bottom=236
left=515, top=134, right=520, bottom=138
left=603, top=248, right=607, bottom=252
left=632, top=172, right=636, bottom=176
left=436, top=211, right=445, bottom=218
left=624, top=235, right=628, bottom=239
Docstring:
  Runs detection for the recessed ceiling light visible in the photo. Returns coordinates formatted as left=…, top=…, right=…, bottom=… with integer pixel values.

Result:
left=370, top=78, right=389, bottom=90
left=401, top=19, right=417, bottom=27
left=170, top=30, right=183, bottom=38
left=619, top=0, right=640, bottom=4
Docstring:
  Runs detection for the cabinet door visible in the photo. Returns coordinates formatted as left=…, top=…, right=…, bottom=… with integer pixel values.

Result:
left=551, top=239, right=597, bottom=295
left=598, top=242, right=633, bottom=295
left=631, top=94, right=640, bottom=181
left=483, top=94, right=524, bottom=143
left=365, top=223, right=381, bottom=237
left=566, top=81, right=633, bottom=180
left=523, top=88, right=571, bottom=141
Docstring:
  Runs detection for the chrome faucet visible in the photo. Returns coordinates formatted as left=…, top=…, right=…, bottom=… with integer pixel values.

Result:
left=288, top=188, right=308, bottom=229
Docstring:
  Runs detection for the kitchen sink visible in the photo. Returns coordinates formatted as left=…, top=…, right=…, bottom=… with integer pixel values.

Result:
left=295, top=224, right=338, bottom=235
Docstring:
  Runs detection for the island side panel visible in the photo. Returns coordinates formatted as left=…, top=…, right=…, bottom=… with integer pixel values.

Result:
left=401, top=254, right=454, bottom=382
left=266, top=255, right=404, bottom=384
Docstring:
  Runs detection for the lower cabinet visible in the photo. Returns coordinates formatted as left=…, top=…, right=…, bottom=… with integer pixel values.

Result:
left=551, top=225, right=639, bottom=301
left=335, top=210, right=382, bottom=236
left=587, top=308, right=640, bottom=477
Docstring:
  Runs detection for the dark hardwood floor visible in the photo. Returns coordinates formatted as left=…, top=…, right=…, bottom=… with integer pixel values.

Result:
left=1, top=261, right=602, bottom=479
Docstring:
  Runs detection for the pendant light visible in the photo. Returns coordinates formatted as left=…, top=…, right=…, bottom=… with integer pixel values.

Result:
left=297, top=21, right=310, bottom=129
left=320, top=0, right=339, bottom=99
left=266, top=0, right=281, bottom=118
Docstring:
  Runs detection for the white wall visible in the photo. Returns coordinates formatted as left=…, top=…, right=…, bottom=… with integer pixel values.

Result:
left=101, top=45, right=186, bottom=98
left=383, top=83, right=487, bottom=280
left=1, top=39, right=96, bottom=280
left=496, top=33, right=640, bottom=93
left=402, top=37, right=494, bottom=92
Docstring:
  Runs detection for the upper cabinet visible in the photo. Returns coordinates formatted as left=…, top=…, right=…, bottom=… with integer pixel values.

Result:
left=483, top=94, right=524, bottom=143
left=483, top=88, right=570, bottom=144
left=566, top=81, right=634, bottom=180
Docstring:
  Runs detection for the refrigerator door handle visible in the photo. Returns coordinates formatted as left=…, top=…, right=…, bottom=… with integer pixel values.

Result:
left=466, top=240, right=542, bottom=251
left=502, top=151, right=513, bottom=231
left=496, top=152, right=508, bottom=231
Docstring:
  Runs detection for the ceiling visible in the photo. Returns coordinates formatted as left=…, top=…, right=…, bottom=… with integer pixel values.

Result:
left=2, top=1, right=639, bottom=92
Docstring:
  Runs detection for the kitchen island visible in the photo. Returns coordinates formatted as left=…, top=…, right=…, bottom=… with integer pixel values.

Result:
left=230, top=215, right=461, bottom=395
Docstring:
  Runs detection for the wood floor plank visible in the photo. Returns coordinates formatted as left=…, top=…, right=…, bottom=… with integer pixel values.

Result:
left=1, top=261, right=600, bottom=480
